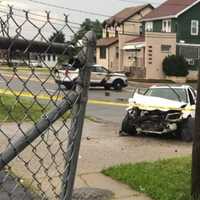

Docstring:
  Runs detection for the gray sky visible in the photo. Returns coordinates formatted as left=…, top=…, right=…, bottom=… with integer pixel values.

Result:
left=1, top=0, right=165, bottom=23
left=0, top=0, right=166, bottom=40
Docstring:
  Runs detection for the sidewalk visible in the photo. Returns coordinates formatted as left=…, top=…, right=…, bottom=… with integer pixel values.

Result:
left=75, top=172, right=151, bottom=200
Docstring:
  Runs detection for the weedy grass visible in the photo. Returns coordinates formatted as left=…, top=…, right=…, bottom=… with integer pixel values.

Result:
left=0, top=94, right=101, bottom=123
left=0, top=95, right=51, bottom=122
left=103, top=156, right=192, bottom=200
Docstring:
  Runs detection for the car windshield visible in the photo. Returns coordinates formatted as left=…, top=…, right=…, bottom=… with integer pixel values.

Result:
left=144, top=88, right=188, bottom=103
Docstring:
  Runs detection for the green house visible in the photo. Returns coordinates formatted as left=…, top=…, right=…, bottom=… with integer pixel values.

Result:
left=140, top=0, right=200, bottom=79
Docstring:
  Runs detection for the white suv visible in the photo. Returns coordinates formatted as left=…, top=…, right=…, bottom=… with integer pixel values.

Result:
left=120, top=85, right=196, bottom=141
left=54, top=64, right=128, bottom=90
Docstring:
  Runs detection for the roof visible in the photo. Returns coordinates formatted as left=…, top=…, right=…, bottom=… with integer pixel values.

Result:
left=104, top=4, right=153, bottom=26
left=126, top=36, right=145, bottom=44
left=142, top=0, right=199, bottom=21
left=96, top=37, right=118, bottom=47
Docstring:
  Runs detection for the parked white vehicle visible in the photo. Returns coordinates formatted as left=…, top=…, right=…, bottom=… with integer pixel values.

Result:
left=54, top=64, right=128, bottom=90
left=120, top=85, right=196, bottom=141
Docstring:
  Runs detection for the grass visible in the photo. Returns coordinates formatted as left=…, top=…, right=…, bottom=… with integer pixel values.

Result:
left=0, top=65, right=49, bottom=73
left=0, top=95, right=51, bottom=122
left=103, top=157, right=192, bottom=200
left=0, top=94, right=102, bottom=123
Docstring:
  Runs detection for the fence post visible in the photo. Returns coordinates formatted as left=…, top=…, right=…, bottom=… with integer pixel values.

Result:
left=60, top=31, right=96, bottom=200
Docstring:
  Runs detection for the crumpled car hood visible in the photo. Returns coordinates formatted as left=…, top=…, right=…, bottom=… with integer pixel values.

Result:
left=129, top=93, right=187, bottom=111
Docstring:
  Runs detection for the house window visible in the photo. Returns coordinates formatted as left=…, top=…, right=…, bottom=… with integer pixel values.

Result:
left=161, top=45, right=171, bottom=52
left=145, top=22, right=153, bottom=32
left=139, top=25, right=143, bottom=35
left=48, top=55, right=51, bottom=61
left=162, top=20, right=171, bottom=32
left=116, top=46, right=119, bottom=58
left=186, top=58, right=195, bottom=65
left=43, top=55, right=46, bottom=61
left=52, top=54, right=56, bottom=61
left=100, top=47, right=106, bottom=59
left=191, top=20, right=199, bottom=36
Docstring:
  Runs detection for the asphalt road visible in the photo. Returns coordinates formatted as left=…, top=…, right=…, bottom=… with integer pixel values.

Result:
left=1, top=70, right=198, bottom=124
left=0, top=71, right=132, bottom=124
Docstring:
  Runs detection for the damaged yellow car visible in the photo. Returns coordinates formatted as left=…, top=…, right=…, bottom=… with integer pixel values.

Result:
left=120, top=85, right=196, bottom=141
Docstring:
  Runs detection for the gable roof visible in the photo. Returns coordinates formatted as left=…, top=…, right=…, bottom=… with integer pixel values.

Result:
left=142, top=0, right=199, bottom=21
left=103, top=4, right=153, bottom=27
left=97, top=37, right=118, bottom=47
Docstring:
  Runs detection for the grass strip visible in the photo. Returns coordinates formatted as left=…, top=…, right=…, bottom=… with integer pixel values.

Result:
left=103, top=156, right=192, bottom=200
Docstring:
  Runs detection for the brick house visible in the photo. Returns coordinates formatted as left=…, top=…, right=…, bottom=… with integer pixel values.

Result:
left=140, top=0, right=200, bottom=79
left=96, top=4, right=154, bottom=73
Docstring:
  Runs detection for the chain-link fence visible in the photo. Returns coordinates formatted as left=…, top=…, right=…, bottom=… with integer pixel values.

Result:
left=0, top=6, right=96, bottom=200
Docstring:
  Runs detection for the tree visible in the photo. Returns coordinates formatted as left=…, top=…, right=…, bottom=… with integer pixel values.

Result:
left=162, top=55, right=189, bottom=77
left=49, top=31, right=65, bottom=43
left=74, top=18, right=102, bottom=42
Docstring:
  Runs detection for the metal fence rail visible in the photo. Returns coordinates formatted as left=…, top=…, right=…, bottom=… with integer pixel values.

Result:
left=0, top=6, right=96, bottom=200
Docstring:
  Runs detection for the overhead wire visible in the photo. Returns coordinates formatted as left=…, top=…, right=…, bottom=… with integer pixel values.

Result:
left=0, top=2, right=150, bottom=25
left=25, top=0, right=110, bottom=18
left=1, top=0, right=194, bottom=40
left=0, top=4, right=82, bottom=26
left=0, top=8, right=79, bottom=41
left=22, top=0, right=145, bottom=24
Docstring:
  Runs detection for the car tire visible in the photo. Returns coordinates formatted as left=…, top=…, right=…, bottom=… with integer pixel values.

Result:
left=113, top=79, right=123, bottom=91
left=119, top=113, right=137, bottom=136
left=180, top=117, right=194, bottom=142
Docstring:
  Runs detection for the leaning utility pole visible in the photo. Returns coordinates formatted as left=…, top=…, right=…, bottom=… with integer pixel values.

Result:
left=192, top=66, right=200, bottom=200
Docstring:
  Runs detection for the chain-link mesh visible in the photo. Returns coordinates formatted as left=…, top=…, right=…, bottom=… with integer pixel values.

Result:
left=0, top=6, right=96, bottom=200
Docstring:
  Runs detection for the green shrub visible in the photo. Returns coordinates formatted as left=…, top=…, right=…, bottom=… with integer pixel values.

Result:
left=162, top=55, right=189, bottom=77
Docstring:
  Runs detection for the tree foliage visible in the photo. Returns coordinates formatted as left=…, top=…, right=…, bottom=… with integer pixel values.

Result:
left=162, top=55, right=189, bottom=77
left=74, top=18, right=102, bottom=42
left=49, top=31, right=65, bottom=43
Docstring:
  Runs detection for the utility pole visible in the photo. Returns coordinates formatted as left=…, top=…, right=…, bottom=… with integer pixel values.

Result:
left=192, top=63, right=200, bottom=200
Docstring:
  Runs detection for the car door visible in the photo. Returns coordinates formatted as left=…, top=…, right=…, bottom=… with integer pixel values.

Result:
left=90, top=66, right=108, bottom=85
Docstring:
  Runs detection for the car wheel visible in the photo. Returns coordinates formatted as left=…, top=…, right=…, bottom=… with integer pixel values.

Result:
left=113, top=80, right=123, bottom=91
left=119, top=113, right=137, bottom=136
left=180, top=117, right=194, bottom=142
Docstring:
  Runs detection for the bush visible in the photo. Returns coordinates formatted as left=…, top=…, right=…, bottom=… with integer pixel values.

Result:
left=162, top=55, right=189, bottom=77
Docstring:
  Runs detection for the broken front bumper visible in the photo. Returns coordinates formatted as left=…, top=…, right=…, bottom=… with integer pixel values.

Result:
left=128, top=108, right=183, bottom=134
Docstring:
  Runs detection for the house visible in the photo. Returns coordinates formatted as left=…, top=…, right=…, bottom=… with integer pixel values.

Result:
left=29, top=53, right=58, bottom=68
left=96, top=4, right=154, bottom=73
left=139, top=0, right=200, bottom=79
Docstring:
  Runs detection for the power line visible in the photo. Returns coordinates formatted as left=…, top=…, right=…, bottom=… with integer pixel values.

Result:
left=0, top=3, right=145, bottom=27
left=0, top=4, right=82, bottom=26
left=25, top=0, right=110, bottom=18
left=24, top=0, right=147, bottom=24
left=2, top=0, right=196, bottom=26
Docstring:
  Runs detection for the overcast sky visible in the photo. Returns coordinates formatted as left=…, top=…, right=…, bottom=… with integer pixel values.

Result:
left=1, top=0, right=165, bottom=23
left=0, top=0, right=166, bottom=40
